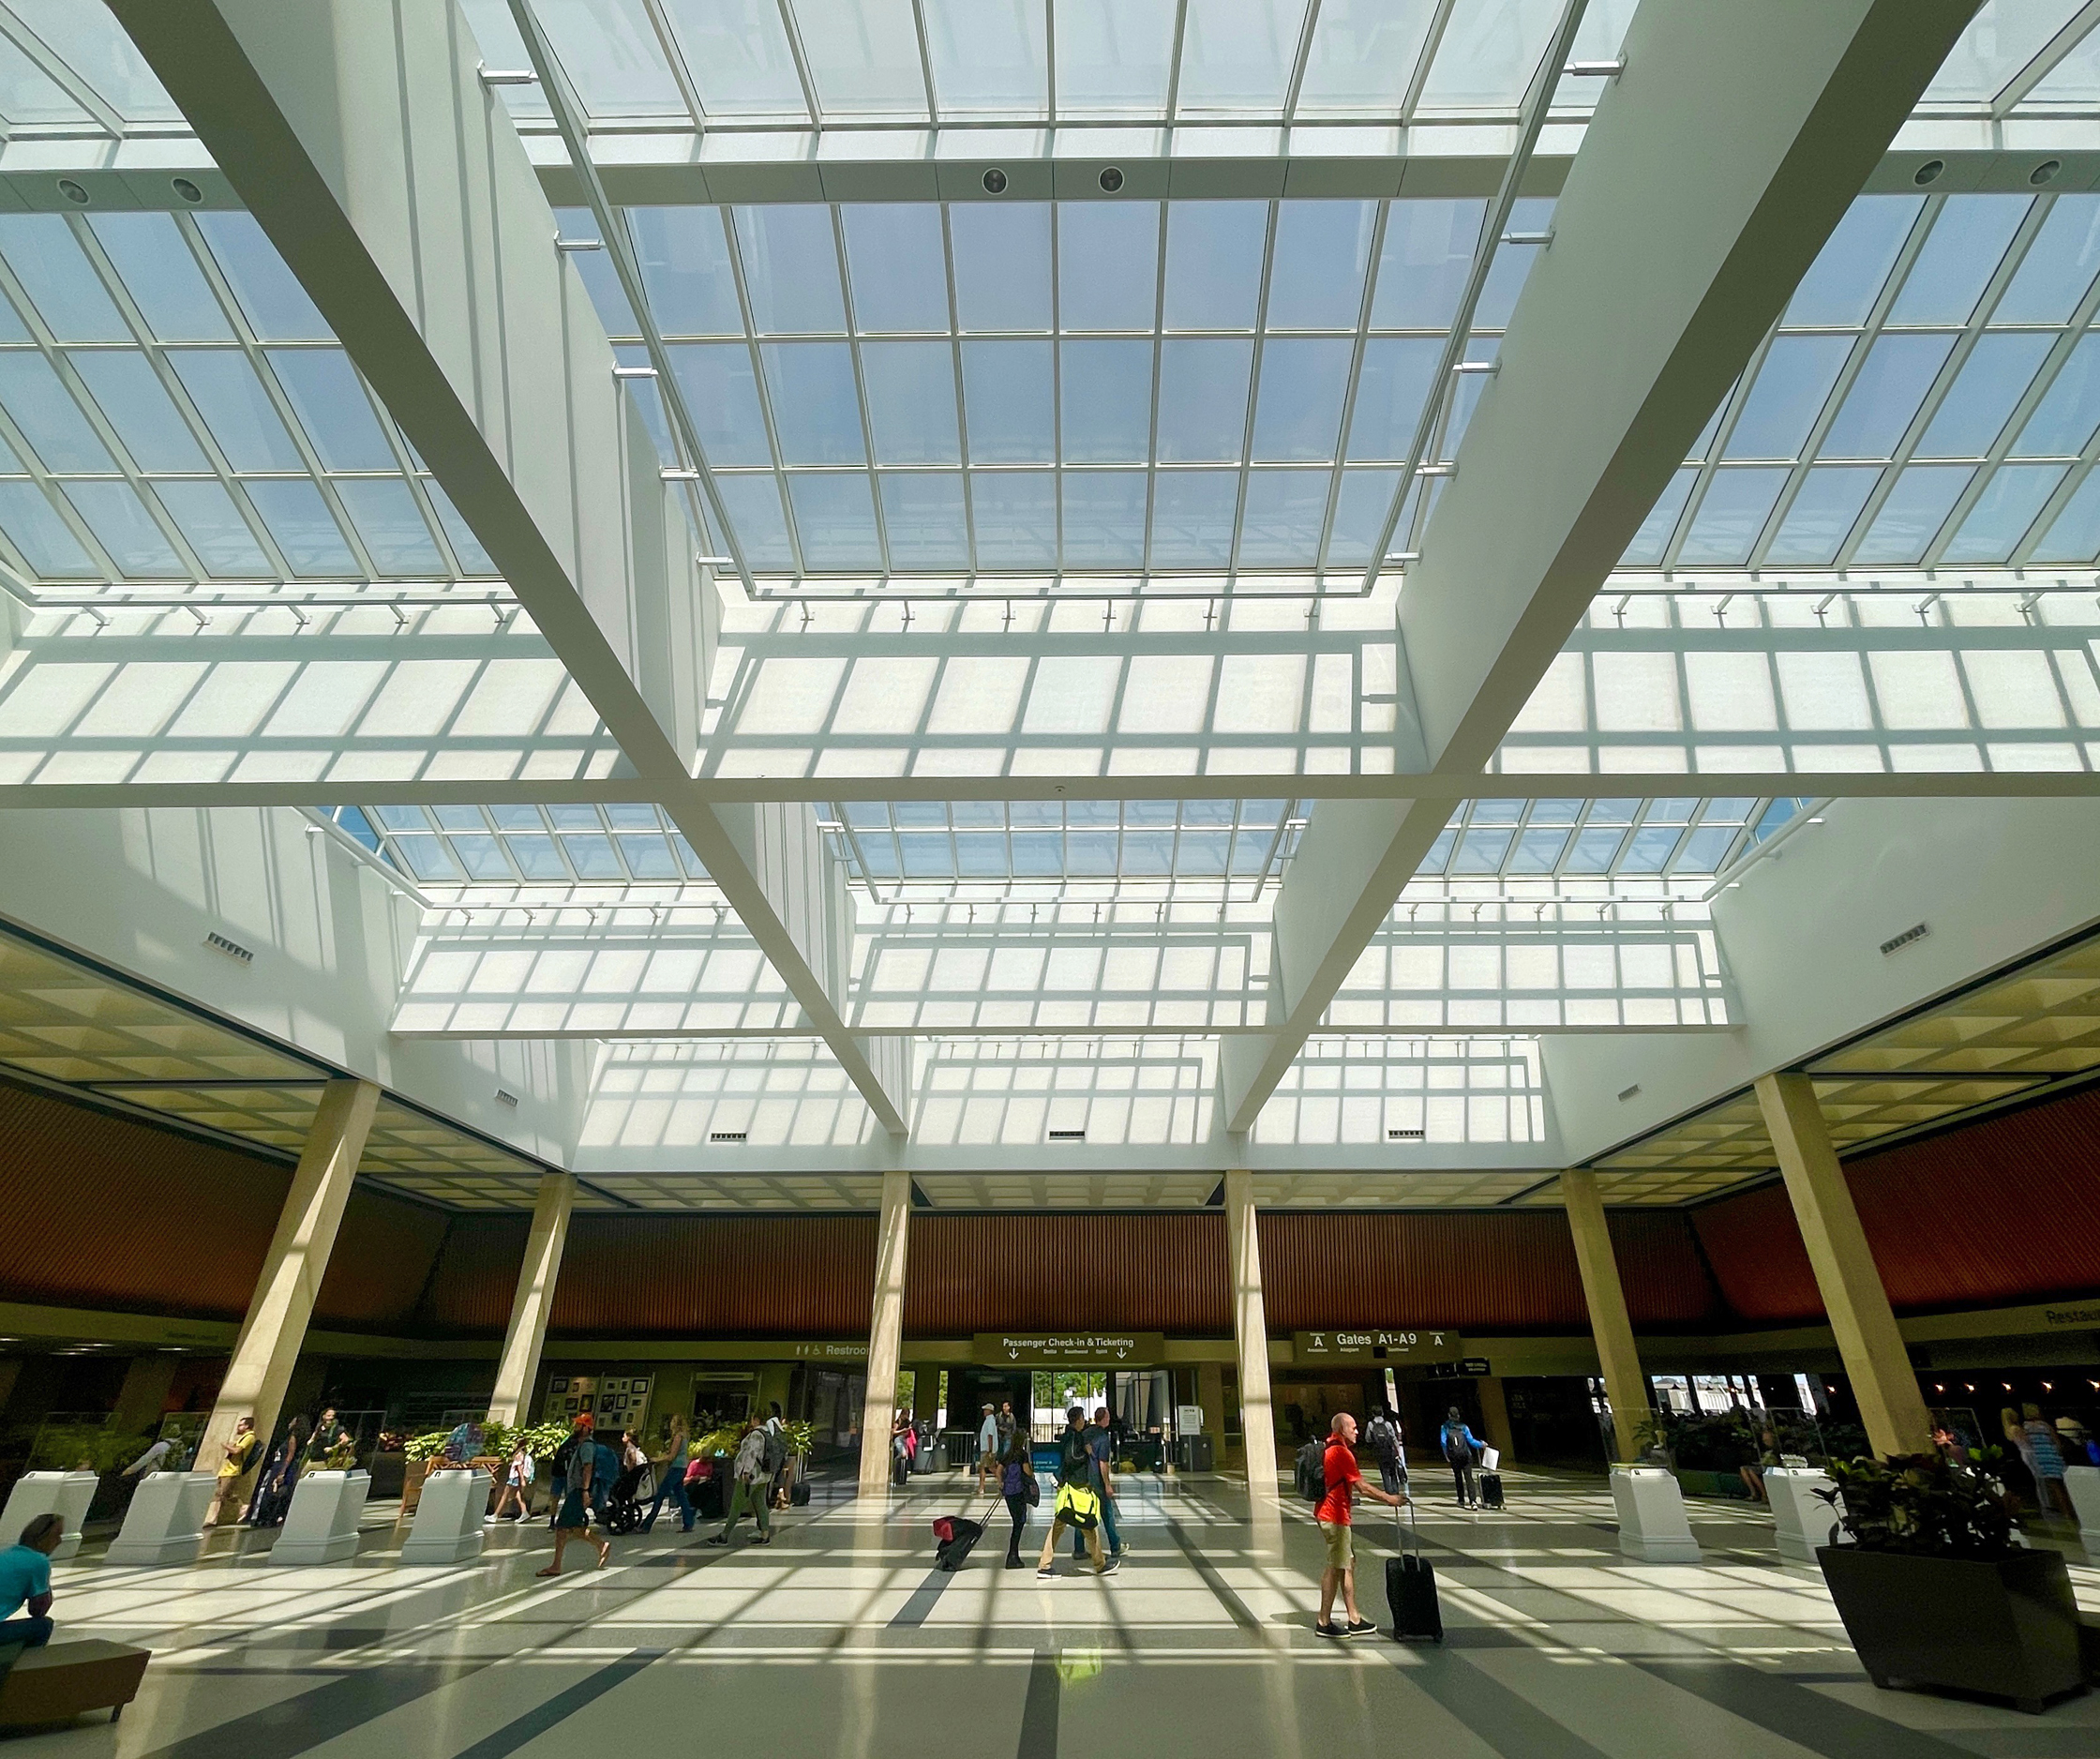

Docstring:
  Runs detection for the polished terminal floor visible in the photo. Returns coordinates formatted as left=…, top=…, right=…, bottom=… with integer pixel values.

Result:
left=16, top=1468, right=2100, bottom=1758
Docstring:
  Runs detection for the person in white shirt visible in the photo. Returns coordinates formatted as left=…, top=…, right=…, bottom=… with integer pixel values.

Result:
left=976, top=1404, right=1001, bottom=1492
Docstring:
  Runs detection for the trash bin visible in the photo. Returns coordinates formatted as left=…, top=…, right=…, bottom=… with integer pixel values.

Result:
left=1177, top=1434, right=1214, bottom=1471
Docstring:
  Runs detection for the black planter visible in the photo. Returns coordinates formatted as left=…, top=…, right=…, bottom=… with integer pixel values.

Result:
left=1817, top=1544, right=2086, bottom=1714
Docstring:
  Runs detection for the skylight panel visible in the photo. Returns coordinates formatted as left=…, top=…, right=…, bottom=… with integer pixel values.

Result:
left=628, top=207, right=742, bottom=337
left=66, top=483, right=184, bottom=577
left=657, top=0, right=808, bottom=115
left=761, top=342, right=864, bottom=462
left=1618, top=467, right=1693, bottom=565
left=1889, top=195, right=2032, bottom=326
left=734, top=206, right=847, bottom=334
left=1852, top=464, right=1972, bottom=564
left=862, top=341, right=962, bottom=464
left=266, top=349, right=394, bottom=472
left=1763, top=466, right=1877, bottom=565
left=1678, top=469, right=1787, bottom=565
left=1723, top=335, right=1851, bottom=459
left=2029, top=26, right=2100, bottom=104
left=532, top=0, right=688, bottom=117
left=1059, top=341, right=1153, bottom=462
left=2031, top=470, right=2100, bottom=561
left=1157, top=339, right=1252, bottom=460
left=786, top=474, right=879, bottom=567
left=922, top=0, right=1047, bottom=113
left=1371, top=202, right=1485, bottom=330
left=0, top=215, right=126, bottom=343
left=1996, top=196, right=2100, bottom=323
left=5, top=0, right=179, bottom=121
left=1942, top=462, right=2065, bottom=562
left=1917, top=333, right=2052, bottom=459
left=1783, top=197, right=1921, bottom=328
left=1150, top=470, right=1238, bottom=564
left=336, top=480, right=444, bottom=573
left=668, top=345, right=773, bottom=466
left=1819, top=334, right=1954, bottom=459
left=0, top=354, right=112, bottom=473
left=1293, top=0, right=1439, bottom=115
left=1238, top=470, right=1328, bottom=564
left=1345, top=338, right=1438, bottom=462
left=1922, top=0, right=2071, bottom=103
left=793, top=0, right=929, bottom=117
left=1251, top=338, right=1351, bottom=460
left=1052, top=0, right=1177, bottom=113
left=0, top=35, right=86, bottom=127
left=245, top=480, right=357, bottom=574
left=66, top=352, right=206, bottom=473
left=1267, top=203, right=1377, bottom=328
left=0, top=481, right=89, bottom=575
left=167, top=351, right=302, bottom=472
left=970, top=472, right=1057, bottom=565
left=1175, top=0, right=1311, bottom=113
left=157, top=481, right=271, bottom=577
left=1418, top=0, right=1561, bottom=110
left=960, top=341, right=1054, bottom=461
left=85, top=215, right=231, bottom=343
left=880, top=473, right=968, bottom=566
left=1163, top=203, right=1267, bottom=329
left=841, top=205, right=950, bottom=333
left=1059, top=473, right=1146, bottom=564
left=951, top=205, right=1053, bottom=332
left=1058, top=204, right=1160, bottom=330
left=195, top=213, right=331, bottom=341
left=2011, top=333, right=2100, bottom=456
left=713, top=475, right=795, bottom=566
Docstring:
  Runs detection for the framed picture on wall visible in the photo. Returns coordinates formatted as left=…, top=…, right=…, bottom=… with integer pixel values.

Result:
left=549, top=1377, right=570, bottom=1395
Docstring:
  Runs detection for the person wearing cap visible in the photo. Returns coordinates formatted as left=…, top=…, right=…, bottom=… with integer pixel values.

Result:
left=976, top=1402, right=1000, bottom=1492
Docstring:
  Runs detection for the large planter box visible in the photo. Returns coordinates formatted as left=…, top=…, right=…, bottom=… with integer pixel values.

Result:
left=1818, top=1545, right=2085, bottom=1714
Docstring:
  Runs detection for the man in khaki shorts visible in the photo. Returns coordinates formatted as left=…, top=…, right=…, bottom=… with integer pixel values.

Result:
left=1316, top=1411, right=1407, bottom=1637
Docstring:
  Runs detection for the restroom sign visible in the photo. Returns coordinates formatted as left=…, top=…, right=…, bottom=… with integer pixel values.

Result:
left=1292, top=1330, right=1462, bottom=1363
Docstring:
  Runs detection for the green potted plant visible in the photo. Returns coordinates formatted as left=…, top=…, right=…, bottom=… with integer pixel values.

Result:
left=398, top=1430, right=454, bottom=1514
left=1816, top=1451, right=2083, bottom=1714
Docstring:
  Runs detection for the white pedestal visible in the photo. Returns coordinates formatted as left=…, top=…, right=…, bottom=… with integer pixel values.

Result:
left=400, top=1468, right=490, bottom=1565
left=1611, top=1466, right=1702, bottom=1563
left=272, top=1470, right=369, bottom=1565
left=2066, top=1465, right=2100, bottom=1559
left=0, top=1471, right=99, bottom=1562
left=1763, top=1466, right=1836, bottom=1563
left=106, top=1472, right=217, bottom=1566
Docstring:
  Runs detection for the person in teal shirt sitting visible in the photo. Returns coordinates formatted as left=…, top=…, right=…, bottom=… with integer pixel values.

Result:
left=0, top=1513, right=63, bottom=1649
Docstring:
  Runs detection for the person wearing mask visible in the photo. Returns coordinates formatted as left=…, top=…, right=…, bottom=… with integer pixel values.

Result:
left=536, top=1423, right=609, bottom=1576
left=489, top=1438, right=535, bottom=1523
left=1037, top=1407, right=1115, bottom=1579
left=1439, top=1406, right=1487, bottom=1511
left=1315, top=1412, right=1408, bottom=1639
left=999, top=1430, right=1036, bottom=1569
left=2024, top=1404, right=2074, bottom=1521
left=976, top=1404, right=1001, bottom=1494
left=641, top=1416, right=693, bottom=1534
left=207, top=1416, right=258, bottom=1527
left=707, top=1418, right=773, bottom=1547
left=0, top=1515, right=63, bottom=1650
left=1071, top=1406, right=1123, bottom=1562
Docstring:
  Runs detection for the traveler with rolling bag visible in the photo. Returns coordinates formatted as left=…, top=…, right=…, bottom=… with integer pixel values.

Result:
left=1312, top=1412, right=1408, bottom=1639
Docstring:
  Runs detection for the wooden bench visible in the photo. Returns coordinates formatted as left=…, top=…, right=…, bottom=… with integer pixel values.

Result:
left=0, top=1640, right=150, bottom=1727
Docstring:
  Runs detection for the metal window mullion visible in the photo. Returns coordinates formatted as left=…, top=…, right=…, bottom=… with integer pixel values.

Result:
left=1163, top=0, right=1192, bottom=123
left=1142, top=200, right=1170, bottom=577
left=827, top=204, right=891, bottom=576
left=0, top=389, right=122, bottom=583
left=1660, top=329, right=1775, bottom=570
left=771, top=0, right=823, bottom=127
left=1282, top=0, right=1325, bottom=124
left=505, top=0, right=759, bottom=593
left=1049, top=195, right=1063, bottom=575
left=1401, top=0, right=1461, bottom=126
left=2011, top=409, right=2100, bottom=568
left=908, top=0, right=940, bottom=123
left=176, top=212, right=385, bottom=580
left=1044, top=0, right=1058, bottom=124
left=715, top=207, right=806, bottom=578
left=71, top=217, right=294, bottom=581
left=638, top=0, right=711, bottom=133
left=938, top=203, right=978, bottom=570
left=1315, top=199, right=1389, bottom=573
left=0, top=13, right=127, bottom=136
left=1225, top=200, right=1282, bottom=578
left=1358, top=0, right=1589, bottom=591
left=1990, top=233, right=2100, bottom=565
left=1992, top=0, right=2100, bottom=117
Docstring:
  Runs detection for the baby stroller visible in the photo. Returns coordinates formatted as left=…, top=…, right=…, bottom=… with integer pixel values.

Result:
left=600, top=1459, right=652, bottom=1535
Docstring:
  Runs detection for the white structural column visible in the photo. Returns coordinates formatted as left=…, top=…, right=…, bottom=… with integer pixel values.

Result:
left=1561, top=1168, right=1653, bottom=1463
left=487, top=1172, right=577, bottom=1428
left=107, top=0, right=908, bottom=1135
left=1224, top=1169, right=1282, bottom=1553
left=198, top=1078, right=380, bottom=1469
left=1222, top=0, right=1983, bottom=1132
left=857, top=1168, right=913, bottom=1503
left=1755, top=1073, right=1935, bottom=1458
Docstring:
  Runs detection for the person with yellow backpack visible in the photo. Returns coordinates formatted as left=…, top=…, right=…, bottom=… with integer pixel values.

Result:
left=1035, top=1407, right=1118, bottom=1579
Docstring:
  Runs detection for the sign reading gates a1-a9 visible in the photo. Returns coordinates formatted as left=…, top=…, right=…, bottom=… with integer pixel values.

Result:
left=975, top=1332, right=1165, bottom=1365
left=1291, top=1329, right=1462, bottom=1364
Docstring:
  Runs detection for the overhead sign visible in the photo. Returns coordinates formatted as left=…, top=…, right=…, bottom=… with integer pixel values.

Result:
left=1292, top=1330, right=1462, bottom=1364
left=974, top=1331, right=1165, bottom=1366
left=1429, top=1358, right=1493, bottom=1379
left=788, top=1341, right=869, bottom=1361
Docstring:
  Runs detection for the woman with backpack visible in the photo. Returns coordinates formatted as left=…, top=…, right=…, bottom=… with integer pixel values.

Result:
left=1440, top=1407, right=1487, bottom=1510
left=999, top=1429, right=1038, bottom=1569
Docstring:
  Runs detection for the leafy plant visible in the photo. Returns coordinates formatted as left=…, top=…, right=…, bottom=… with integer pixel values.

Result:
left=1816, top=1451, right=2018, bottom=1559
left=323, top=1436, right=359, bottom=1470
left=783, top=1420, right=814, bottom=1458
left=401, top=1430, right=454, bottom=1462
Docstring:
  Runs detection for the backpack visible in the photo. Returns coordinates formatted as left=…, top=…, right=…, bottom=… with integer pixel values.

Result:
left=1366, top=1417, right=1399, bottom=1464
left=1442, top=1425, right=1473, bottom=1467
left=761, top=1423, right=788, bottom=1477
left=1058, top=1427, right=1091, bottom=1481
left=1295, top=1437, right=1327, bottom=1505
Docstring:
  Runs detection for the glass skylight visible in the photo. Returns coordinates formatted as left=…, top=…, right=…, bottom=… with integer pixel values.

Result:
left=825, top=797, right=1303, bottom=897
left=325, top=804, right=708, bottom=886
left=564, top=195, right=1552, bottom=581
left=1417, top=795, right=1801, bottom=883
left=0, top=211, right=493, bottom=589
left=1628, top=190, right=2100, bottom=573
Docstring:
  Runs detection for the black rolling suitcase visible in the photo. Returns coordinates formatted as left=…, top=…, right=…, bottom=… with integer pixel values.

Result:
left=931, top=1513, right=984, bottom=1571
left=1478, top=1471, right=1505, bottom=1511
left=1386, top=1501, right=1443, bottom=1644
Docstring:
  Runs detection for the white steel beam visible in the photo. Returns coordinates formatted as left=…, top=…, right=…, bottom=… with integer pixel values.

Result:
left=1219, top=0, right=1987, bottom=1133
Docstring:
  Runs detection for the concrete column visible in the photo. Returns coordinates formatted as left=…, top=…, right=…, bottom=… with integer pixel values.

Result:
left=1755, top=1072, right=1933, bottom=1458
left=1562, top=1167, right=1652, bottom=1463
left=1196, top=1361, right=1226, bottom=1465
left=1477, top=1376, right=1516, bottom=1467
left=1224, top=1169, right=1282, bottom=1548
left=111, top=1354, right=179, bottom=1442
left=857, top=1168, right=912, bottom=1501
left=910, top=1363, right=944, bottom=1432
left=198, top=1078, right=379, bottom=1469
left=487, top=1171, right=576, bottom=1428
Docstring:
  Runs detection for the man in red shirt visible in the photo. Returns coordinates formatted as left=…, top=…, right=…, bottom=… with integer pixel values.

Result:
left=1317, top=1411, right=1407, bottom=1637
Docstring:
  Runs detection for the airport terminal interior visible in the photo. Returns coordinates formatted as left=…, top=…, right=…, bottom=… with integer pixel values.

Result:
left=1, top=0, right=2100, bottom=1752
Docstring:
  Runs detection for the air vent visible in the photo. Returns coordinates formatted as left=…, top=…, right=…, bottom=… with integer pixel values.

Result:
left=203, top=931, right=253, bottom=965
left=709, top=1130, right=747, bottom=1143
left=1880, top=922, right=1928, bottom=956
left=494, top=1089, right=519, bottom=1108
left=1387, top=1127, right=1425, bottom=1141
left=1617, top=1083, right=1641, bottom=1102
left=1047, top=1128, right=1087, bottom=1141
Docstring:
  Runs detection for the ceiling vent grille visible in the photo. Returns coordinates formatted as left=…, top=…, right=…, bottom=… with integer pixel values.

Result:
left=1047, top=1128, right=1087, bottom=1141
left=494, top=1089, right=519, bottom=1108
left=203, top=931, right=253, bottom=965
left=1881, top=922, right=1929, bottom=956
left=709, top=1130, right=747, bottom=1143
left=1387, top=1127, right=1425, bottom=1140
left=1617, top=1083, right=1642, bottom=1102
